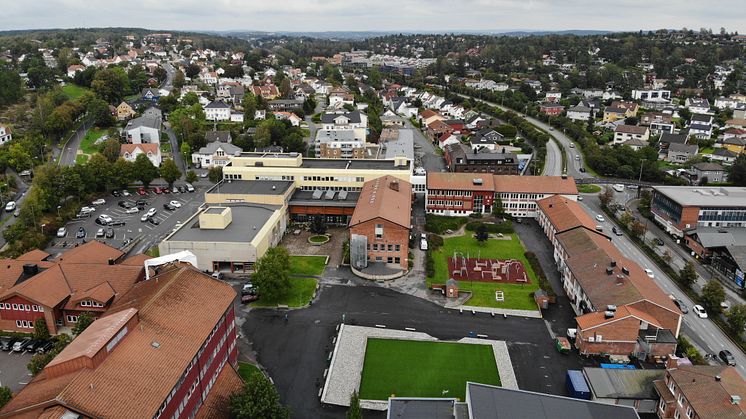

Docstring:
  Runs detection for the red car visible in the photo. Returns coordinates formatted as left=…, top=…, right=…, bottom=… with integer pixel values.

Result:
left=241, top=294, right=259, bottom=304
left=154, top=187, right=163, bottom=194
left=162, top=187, right=171, bottom=194
left=137, top=188, right=148, bottom=196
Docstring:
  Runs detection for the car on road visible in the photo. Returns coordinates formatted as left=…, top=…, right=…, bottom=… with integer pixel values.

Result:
left=92, top=198, right=106, bottom=205
left=125, top=207, right=140, bottom=214
left=654, top=238, right=665, bottom=246
left=200, top=172, right=208, bottom=178
left=96, top=228, right=105, bottom=238
left=693, top=304, right=708, bottom=318
left=644, top=268, right=655, bottom=278
left=56, top=227, right=67, bottom=238
left=137, top=188, right=148, bottom=196
left=163, top=203, right=176, bottom=211
left=612, top=226, right=623, bottom=236
left=106, top=228, right=114, bottom=238
left=148, top=217, right=160, bottom=225
left=720, top=350, right=736, bottom=366
left=612, top=184, right=625, bottom=192
left=672, top=298, right=689, bottom=314
left=76, top=227, right=86, bottom=238
left=5, top=201, right=16, bottom=212
left=169, top=200, right=182, bottom=208
left=595, top=214, right=605, bottom=222
left=579, top=167, right=586, bottom=173
left=80, top=206, right=96, bottom=214
left=96, top=214, right=113, bottom=225
left=569, top=143, right=575, bottom=148
left=575, top=154, right=580, bottom=161
left=577, top=196, right=583, bottom=201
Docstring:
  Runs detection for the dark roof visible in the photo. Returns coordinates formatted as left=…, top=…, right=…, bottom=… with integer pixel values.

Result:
left=713, top=148, right=738, bottom=157
left=320, top=110, right=364, bottom=124
left=466, top=383, right=640, bottom=419
left=205, top=100, right=230, bottom=109
left=205, top=131, right=232, bottom=143
left=691, top=113, right=713, bottom=123
left=660, top=133, right=688, bottom=144
left=692, top=162, right=725, bottom=172
left=289, top=189, right=360, bottom=207
left=668, top=143, right=699, bottom=154
left=387, top=398, right=456, bottom=419
left=583, top=368, right=664, bottom=399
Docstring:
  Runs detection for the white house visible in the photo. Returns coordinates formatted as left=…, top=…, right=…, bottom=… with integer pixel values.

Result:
left=254, top=110, right=266, bottom=120
left=191, top=141, right=242, bottom=168
left=631, top=89, right=671, bottom=103
left=567, top=105, right=592, bottom=122
left=124, top=116, right=161, bottom=144
left=0, top=125, right=12, bottom=146
left=230, top=112, right=244, bottom=123
left=273, top=112, right=302, bottom=127
left=120, top=143, right=162, bottom=167
left=320, top=111, right=368, bottom=130
left=204, top=101, right=231, bottom=121
left=685, top=98, right=712, bottom=115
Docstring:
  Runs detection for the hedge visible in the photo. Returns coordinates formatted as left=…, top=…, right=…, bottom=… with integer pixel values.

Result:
left=465, top=221, right=514, bottom=235
left=425, top=214, right=469, bottom=234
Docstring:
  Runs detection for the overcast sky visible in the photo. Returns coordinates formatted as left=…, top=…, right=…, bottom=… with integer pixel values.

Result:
left=3, top=0, right=744, bottom=34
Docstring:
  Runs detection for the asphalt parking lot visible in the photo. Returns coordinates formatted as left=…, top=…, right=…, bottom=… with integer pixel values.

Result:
left=0, top=349, right=34, bottom=393
left=45, top=182, right=209, bottom=256
left=242, top=284, right=592, bottom=419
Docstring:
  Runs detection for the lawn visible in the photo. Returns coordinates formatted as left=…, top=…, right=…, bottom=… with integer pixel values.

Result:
left=75, top=154, right=89, bottom=165
left=250, top=277, right=317, bottom=308
left=237, top=361, right=261, bottom=381
left=289, top=255, right=326, bottom=276
left=577, top=184, right=601, bottom=194
left=79, top=127, right=107, bottom=155
left=359, top=338, right=500, bottom=401
left=62, top=83, right=89, bottom=100
left=700, top=147, right=715, bottom=155
left=429, top=234, right=540, bottom=310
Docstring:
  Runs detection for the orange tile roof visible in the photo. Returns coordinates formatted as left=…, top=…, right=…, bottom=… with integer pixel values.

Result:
left=427, top=172, right=495, bottom=191
left=1, top=266, right=238, bottom=419
left=195, top=365, right=243, bottom=419
left=536, top=195, right=597, bottom=233
left=0, top=370, right=76, bottom=417
left=120, top=253, right=151, bottom=266
left=492, top=175, right=578, bottom=195
left=0, top=260, right=55, bottom=296
left=16, top=249, right=50, bottom=262
left=350, top=176, right=412, bottom=229
left=120, top=143, right=159, bottom=156
left=576, top=305, right=662, bottom=330
left=669, top=365, right=746, bottom=419
left=54, top=241, right=123, bottom=264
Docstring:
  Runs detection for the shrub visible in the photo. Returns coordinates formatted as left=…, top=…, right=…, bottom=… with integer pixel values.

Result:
left=464, top=221, right=514, bottom=234
left=524, top=251, right=554, bottom=297
left=427, top=233, right=444, bottom=249
left=468, top=213, right=483, bottom=219
left=425, top=251, right=435, bottom=278
left=425, top=214, right=469, bottom=234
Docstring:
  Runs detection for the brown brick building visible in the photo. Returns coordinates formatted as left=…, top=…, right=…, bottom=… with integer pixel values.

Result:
left=349, top=176, right=412, bottom=271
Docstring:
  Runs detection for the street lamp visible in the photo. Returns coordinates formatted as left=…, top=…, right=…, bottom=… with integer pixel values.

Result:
left=57, top=205, right=61, bottom=218
left=41, top=223, right=46, bottom=234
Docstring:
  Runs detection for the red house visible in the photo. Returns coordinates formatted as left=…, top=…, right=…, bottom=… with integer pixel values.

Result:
left=540, top=102, right=565, bottom=116
left=0, top=264, right=241, bottom=419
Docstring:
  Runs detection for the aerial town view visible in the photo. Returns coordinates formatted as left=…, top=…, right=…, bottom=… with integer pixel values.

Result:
left=0, top=1, right=744, bottom=418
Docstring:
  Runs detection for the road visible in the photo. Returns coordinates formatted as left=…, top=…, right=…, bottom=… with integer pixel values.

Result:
left=579, top=191, right=746, bottom=378
left=303, top=94, right=326, bottom=150
left=164, top=124, right=187, bottom=175
left=0, top=172, right=30, bottom=249
left=406, top=119, right=446, bottom=173
left=58, top=119, right=93, bottom=166
left=455, top=93, right=591, bottom=179
left=161, top=62, right=175, bottom=93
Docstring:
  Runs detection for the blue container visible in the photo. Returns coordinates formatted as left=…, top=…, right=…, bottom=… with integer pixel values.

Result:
left=566, top=370, right=591, bottom=400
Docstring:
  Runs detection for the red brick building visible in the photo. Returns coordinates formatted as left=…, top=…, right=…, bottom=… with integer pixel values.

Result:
left=540, top=103, right=565, bottom=116
left=349, top=176, right=412, bottom=270
left=0, top=242, right=148, bottom=335
left=0, top=264, right=241, bottom=419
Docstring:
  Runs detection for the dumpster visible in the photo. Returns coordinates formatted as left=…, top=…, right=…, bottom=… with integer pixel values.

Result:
left=566, top=370, right=591, bottom=400
left=554, top=337, right=571, bottom=354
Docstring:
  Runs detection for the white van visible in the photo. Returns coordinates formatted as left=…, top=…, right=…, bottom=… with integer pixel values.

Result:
left=420, top=239, right=428, bottom=251
left=5, top=201, right=16, bottom=212
left=612, top=184, right=625, bottom=192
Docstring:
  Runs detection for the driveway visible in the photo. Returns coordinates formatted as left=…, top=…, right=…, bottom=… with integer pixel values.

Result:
left=241, top=284, right=589, bottom=418
left=406, top=119, right=446, bottom=173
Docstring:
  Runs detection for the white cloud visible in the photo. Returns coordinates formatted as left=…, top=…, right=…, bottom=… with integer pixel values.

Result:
left=2, top=0, right=743, bottom=33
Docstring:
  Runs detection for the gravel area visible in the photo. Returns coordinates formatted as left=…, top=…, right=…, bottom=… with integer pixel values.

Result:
left=321, top=324, right=517, bottom=411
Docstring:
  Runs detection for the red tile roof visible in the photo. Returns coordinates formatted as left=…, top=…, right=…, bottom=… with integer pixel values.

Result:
left=536, top=195, right=597, bottom=233
left=669, top=365, right=746, bottom=419
left=492, top=175, right=578, bottom=195
left=427, top=172, right=495, bottom=191
left=195, top=365, right=244, bottom=419
left=350, top=176, right=412, bottom=229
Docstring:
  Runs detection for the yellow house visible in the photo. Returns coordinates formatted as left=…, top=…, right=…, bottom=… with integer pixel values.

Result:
left=722, top=137, right=746, bottom=155
left=116, top=101, right=136, bottom=121
left=603, top=101, right=639, bottom=123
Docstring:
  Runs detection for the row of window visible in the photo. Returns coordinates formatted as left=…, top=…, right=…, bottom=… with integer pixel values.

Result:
left=373, top=256, right=401, bottom=264
left=302, top=176, right=366, bottom=183
left=79, top=300, right=104, bottom=308
left=15, top=320, right=34, bottom=329
left=427, top=190, right=473, bottom=197
left=427, top=200, right=464, bottom=207
left=367, top=244, right=402, bottom=252
left=0, top=303, right=44, bottom=312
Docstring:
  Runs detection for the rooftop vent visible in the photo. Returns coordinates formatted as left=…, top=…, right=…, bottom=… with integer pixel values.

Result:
left=732, top=395, right=741, bottom=405
left=610, top=260, right=617, bottom=267
left=716, top=375, right=722, bottom=381
left=151, top=341, right=161, bottom=349
left=605, top=267, right=614, bottom=275
left=272, top=185, right=276, bottom=190
left=621, top=267, right=630, bottom=275
left=473, top=178, right=483, bottom=185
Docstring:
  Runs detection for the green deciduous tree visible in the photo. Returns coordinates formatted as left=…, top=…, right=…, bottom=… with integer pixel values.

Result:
left=87, top=97, right=114, bottom=127
left=727, top=304, right=746, bottom=335
left=242, top=92, right=257, bottom=121
left=475, top=224, right=489, bottom=244
left=180, top=142, right=192, bottom=165
left=629, top=220, right=646, bottom=239
left=72, top=313, right=94, bottom=336
left=186, top=170, right=198, bottom=184
left=729, top=154, right=746, bottom=186
left=160, top=159, right=181, bottom=187
left=598, top=186, right=614, bottom=208
left=701, top=280, right=726, bottom=313
left=0, top=68, right=23, bottom=107
left=208, top=166, right=223, bottom=183
left=132, top=153, right=159, bottom=188
left=173, top=70, right=185, bottom=89
left=100, top=137, right=122, bottom=163
left=252, top=247, right=291, bottom=301
left=0, top=387, right=11, bottom=409
left=230, top=371, right=290, bottom=419
left=33, top=317, right=50, bottom=340
left=679, top=261, right=698, bottom=288
left=92, top=67, right=129, bottom=103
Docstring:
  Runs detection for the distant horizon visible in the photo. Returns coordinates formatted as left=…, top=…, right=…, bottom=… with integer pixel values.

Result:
left=3, top=1, right=744, bottom=34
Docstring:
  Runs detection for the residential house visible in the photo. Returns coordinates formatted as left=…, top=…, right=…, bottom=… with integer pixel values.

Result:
left=621, top=139, right=648, bottom=151
left=689, top=113, right=714, bottom=139
left=192, top=141, right=243, bottom=168
left=267, top=99, right=304, bottom=112
left=654, top=357, right=746, bottom=419
left=124, top=116, right=161, bottom=144
left=116, top=101, right=136, bottom=121
left=204, top=100, right=231, bottom=121
left=251, top=84, right=280, bottom=100
left=583, top=367, right=664, bottom=414
left=709, top=148, right=738, bottom=165
left=685, top=98, right=712, bottom=114
left=254, top=110, right=266, bottom=120
left=666, top=143, right=699, bottom=163
left=567, top=104, right=593, bottom=122
left=725, top=119, right=746, bottom=130
left=66, top=64, right=85, bottom=78
left=0, top=242, right=147, bottom=335
left=315, top=130, right=366, bottom=159
left=715, top=96, right=746, bottom=109
left=321, top=111, right=368, bottom=130
left=722, top=137, right=746, bottom=155
left=273, top=111, right=302, bottom=127
left=120, top=143, right=162, bottom=167
left=349, top=176, right=412, bottom=272
left=613, top=125, right=650, bottom=145
left=631, top=89, right=671, bottom=104
left=0, top=125, right=11, bottom=146
left=140, top=87, right=160, bottom=103
left=640, top=112, right=675, bottom=135
left=603, top=101, right=640, bottom=123
left=437, top=132, right=460, bottom=149
left=143, top=106, right=162, bottom=121
left=443, top=143, right=520, bottom=175
left=427, top=120, right=455, bottom=144
left=658, top=133, right=689, bottom=151
left=0, top=263, right=241, bottom=419
left=539, top=102, right=564, bottom=116
left=545, top=91, right=562, bottom=102
left=690, top=162, right=727, bottom=184
left=418, top=109, right=445, bottom=126
left=470, top=128, right=504, bottom=152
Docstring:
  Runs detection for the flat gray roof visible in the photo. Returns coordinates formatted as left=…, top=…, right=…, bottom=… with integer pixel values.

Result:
left=207, top=180, right=294, bottom=196
left=582, top=368, right=664, bottom=399
left=166, top=204, right=279, bottom=244
left=387, top=398, right=456, bottom=419
left=382, top=129, right=415, bottom=160
left=289, top=190, right=360, bottom=207
left=654, top=186, right=746, bottom=207
left=466, top=382, right=640, bottom=419
left=300, top=158, right=410, bottom=170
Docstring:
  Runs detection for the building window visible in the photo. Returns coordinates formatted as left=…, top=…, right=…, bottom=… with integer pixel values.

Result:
left=395, top=245, right=400, bottom=251
left=387, top=244, right=393, bottom=251
left=375, top=224, right=383, bottom=238
left=15, top=320, right=21, bottom=328
left=659, top=399, right=665, bottom=412
left=25, top=304, right=30, bottom=311
left=686, top=406, right=693, bottom=418
left=67, top=315, right=78, bottom=323
left=677, top=394, right=684, bottom=406
left=674, top=409, right=680, bottom=419
left=12, top=304, right=17, bottom=310
left=373, top=244, right=378, bottom=251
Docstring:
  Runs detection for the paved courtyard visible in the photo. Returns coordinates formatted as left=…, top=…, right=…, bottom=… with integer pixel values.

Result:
left=280, top=226, right=347, bottom=266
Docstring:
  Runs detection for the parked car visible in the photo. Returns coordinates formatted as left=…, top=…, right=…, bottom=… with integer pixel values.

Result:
left=76, top=227, right=86, bottom=238
left=96, top=228, right=105, bottom=238
left=146, top=208, right=157, bottom=218
left=241, top=293, right=259, bottom=303
left=163, top=203, right=176, bottom=211
left=56, top=227, right=67, bottom=238
left=595, top=214, right=605, bottom=222
left=109, top=219, right=126, bottom=227
left=92, top=198, right=106, bottom=205
left=121, top=190, right=131, bottom=197
left=720, top=349, right=736, bottom=366
left=106, top=228, right=115, bottom=238
left=36, top=340, right=54, bottom=354
left=111, top=190, right=121, bottom=197
left=140, top=214, right=149, bottom=222
left=5, top=201, right=16, bottom=212
left=177, top=186, right=186, bottom=193
left=577, top=196, right=583, bottom=201
left=241, top=282, right=255, bottom=296
left=96, top=214, right=113, bottom=225
left=163, top=187, right=171, bottom=194
left=136, top=199, right=148, bottom=208
left=13, top=338, right=31, bottom=352
left=644, top=268, right=655, bottom=278
left=0, top=336, right=17, bottom=351
left=154, top=187, right=163, bottom=194
left=612, top=184, right=625, bottom=192
left=186, top=184, right=195, bottom=193
left=211, top=272, right=224, bottom=280
left=125, top=207, right=140, bottom=214
left=118, top=200, right=132, bottom=209
left=25, top=339, right=42, bottom=352
left=137, top=188, right=148, bottom=196
left=693, top=305, right=708, bottom=318
left=80, top=206, right=96, bottom=214
left=148, top=217, right=160, bottom=225
left=169, top=200, right=182, bottom=208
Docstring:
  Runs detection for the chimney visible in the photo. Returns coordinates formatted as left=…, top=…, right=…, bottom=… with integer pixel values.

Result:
left=605, top=266, right=614, bottom=275
left=716, top=375, right=722, bottom=381
left=22, top=264, right=39, bottom=276
left=731, top=395, right=741, bottom=405
left=108, top=258, right=115, bottom=265
left=610, top=260, right=617, bottom=267
left=621, top=267, right=630, bottom=275
left=390, top=180, right=399, bottom=191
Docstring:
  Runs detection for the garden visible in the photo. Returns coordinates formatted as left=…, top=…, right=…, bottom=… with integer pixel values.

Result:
left=358, top=338, right=500, bottom=401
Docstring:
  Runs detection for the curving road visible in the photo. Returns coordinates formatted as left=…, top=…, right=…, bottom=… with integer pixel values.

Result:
left=455, top=93, right=591, bottom=179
